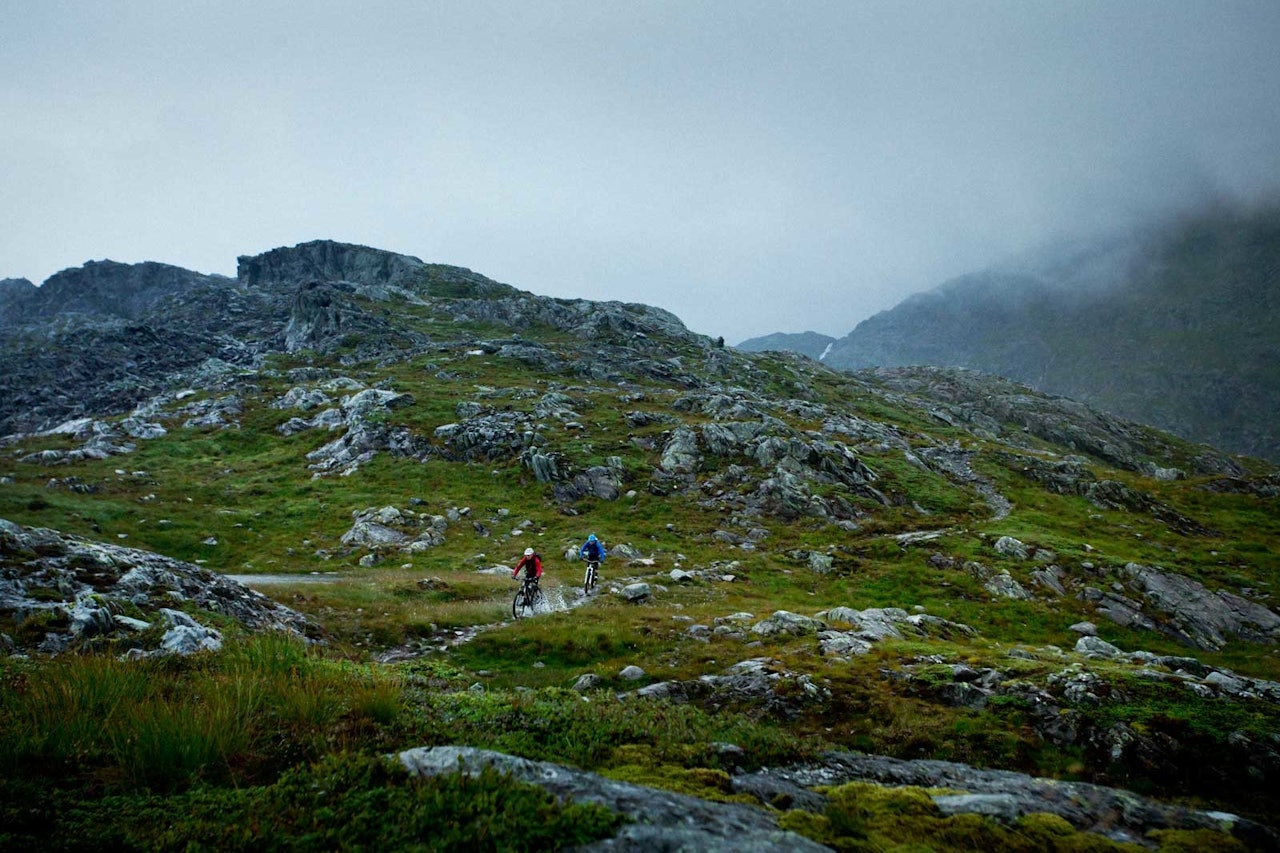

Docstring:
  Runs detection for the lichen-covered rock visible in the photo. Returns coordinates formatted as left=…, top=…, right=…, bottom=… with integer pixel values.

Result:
left=660, top=426, right=701, bottom=474
left=768, top=750, right=1275, bottom=849
left=621, top=583, right=651, bottom=603
left=752, top=610, right=826, bottom=637
left=397, top=746, right=829, bottom=852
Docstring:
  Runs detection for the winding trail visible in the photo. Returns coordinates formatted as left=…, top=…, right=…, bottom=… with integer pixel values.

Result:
left=916, top=445, right=1012, bottom=521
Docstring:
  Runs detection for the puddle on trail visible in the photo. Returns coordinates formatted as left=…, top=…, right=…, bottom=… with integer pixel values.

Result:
left=225, top=573, right=344, bottom=585
left=377, top=584, right=598, bottom=662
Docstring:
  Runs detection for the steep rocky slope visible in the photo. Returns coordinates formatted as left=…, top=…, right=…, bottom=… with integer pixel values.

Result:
left=818, top=204, right=1280, bottom=462
left=2, top=240, right=1278, bottom=849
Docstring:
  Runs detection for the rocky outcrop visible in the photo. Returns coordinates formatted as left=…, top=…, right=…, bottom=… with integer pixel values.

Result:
left=340, top=506, right=448, bottom=555
left=816, top=607, right=976, bottom=658
left=0, top=518, right=312, bottom=656
left=1086, top=562, right=1280, bottom=650
left=620, top=657, right=830, bottom=720
left=237, top=240, right=428, bottom=293
left=292, top=388, right=424, bottom=477
left=434, top=411, right=539, bottom=462
left=749, top=751, right=1276, bottom=850
left=397, top=746, right=830, bottom=852
left=0, top=260, right=234, bottom=325
left=0, top=277, right=37, bottom=316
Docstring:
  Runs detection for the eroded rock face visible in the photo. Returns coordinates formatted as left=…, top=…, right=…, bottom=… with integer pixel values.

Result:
left=237, top=240, right=428, bottom=293
left=0, top=518, right=312, bottom=656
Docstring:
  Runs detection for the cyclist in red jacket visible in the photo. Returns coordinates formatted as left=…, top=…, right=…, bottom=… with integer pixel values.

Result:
left=512, top=547, right=542, bottom=582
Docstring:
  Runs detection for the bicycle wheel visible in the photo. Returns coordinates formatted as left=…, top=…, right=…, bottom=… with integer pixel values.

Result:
left=583, top=564, right=593, bottom=594
left=512, top=589, right=527, bottom=619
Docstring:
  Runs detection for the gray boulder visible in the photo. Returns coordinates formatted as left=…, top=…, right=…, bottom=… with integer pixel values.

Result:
left=1075, top=636, right=1124, bottom=658
left=621, top=583, right=651, bottom=603
left=572, top=673, right=604, bottom=692
left=993, top=536, right=1029, bottom=559
left=752, top=610, right=826, bottom=637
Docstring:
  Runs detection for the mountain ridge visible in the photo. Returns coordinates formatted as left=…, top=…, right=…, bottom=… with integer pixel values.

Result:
left=2, top=237, right=1278, bottom=849
left=813, top=204, right=1280, bottom=461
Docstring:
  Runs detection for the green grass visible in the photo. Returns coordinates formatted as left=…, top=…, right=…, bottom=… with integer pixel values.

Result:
left=0, top=753, right=623, bottom=851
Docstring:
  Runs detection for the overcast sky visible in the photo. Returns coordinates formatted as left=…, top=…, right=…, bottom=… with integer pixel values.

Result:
left=4, top=1, right=1280, bottom=340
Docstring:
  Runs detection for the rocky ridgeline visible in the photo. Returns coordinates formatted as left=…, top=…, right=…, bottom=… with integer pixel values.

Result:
left=0, top=240, right=704, bottom=437
left=0, top=518, right=311, bottom=657
left=862, top=366, right=1245, bottom=476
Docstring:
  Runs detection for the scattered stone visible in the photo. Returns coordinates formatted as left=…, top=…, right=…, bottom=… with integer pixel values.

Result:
left=621, top=582, right=651, bottom=603
left=752, top=610, right=826, bottom=637
left=1075, top=636, right=1124, bottom=658
left=994, top=536, right=1029, bottom=560
left=572, top=673, right=603, bottom=692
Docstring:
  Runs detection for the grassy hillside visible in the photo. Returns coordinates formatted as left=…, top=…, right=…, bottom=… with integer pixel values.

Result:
left=2, top=272, right=1279, bottom=849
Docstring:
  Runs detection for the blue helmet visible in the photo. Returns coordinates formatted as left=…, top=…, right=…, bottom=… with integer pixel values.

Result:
left=588, top=533, right=597, bottom=541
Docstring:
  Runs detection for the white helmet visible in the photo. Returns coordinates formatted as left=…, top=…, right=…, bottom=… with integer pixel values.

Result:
left=524, top=547, right=534, bottom=556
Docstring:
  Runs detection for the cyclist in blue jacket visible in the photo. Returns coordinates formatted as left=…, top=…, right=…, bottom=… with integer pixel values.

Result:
left=578, top=533, right=606, bottom=593
left=579, top=533, right=606, bottom=564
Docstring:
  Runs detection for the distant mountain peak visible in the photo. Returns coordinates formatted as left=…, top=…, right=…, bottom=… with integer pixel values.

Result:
left=822, top=202, right=1280, bottom=461
left=735, top=330, right=836, bottom=361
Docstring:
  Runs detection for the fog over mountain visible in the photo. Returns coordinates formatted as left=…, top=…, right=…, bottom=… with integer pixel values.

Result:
left=791, top=200, right=1280, bottom=462
left=4, top=2, right=1280, bottom=341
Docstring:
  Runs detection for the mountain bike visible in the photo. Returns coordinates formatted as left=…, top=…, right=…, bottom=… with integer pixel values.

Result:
left=583, top=559, right=599, bottom=594
left=512, top=576, right=545, bottom=619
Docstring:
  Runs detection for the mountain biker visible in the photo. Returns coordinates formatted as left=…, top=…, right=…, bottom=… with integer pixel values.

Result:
left=513, top=547, right=543, bottom=582
left=579, top=533, right=606, bottom=565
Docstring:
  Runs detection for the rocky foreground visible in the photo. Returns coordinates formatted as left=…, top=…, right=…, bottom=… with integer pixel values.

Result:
left=4, top=515, right=1278, bottom=848
left=398, top=746, right=1277, bottom=851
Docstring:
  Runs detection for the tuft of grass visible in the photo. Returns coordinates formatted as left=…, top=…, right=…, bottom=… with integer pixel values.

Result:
left=0, top=634, right=405, bottom=792
left=0, top=753, right=623, bottom=851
